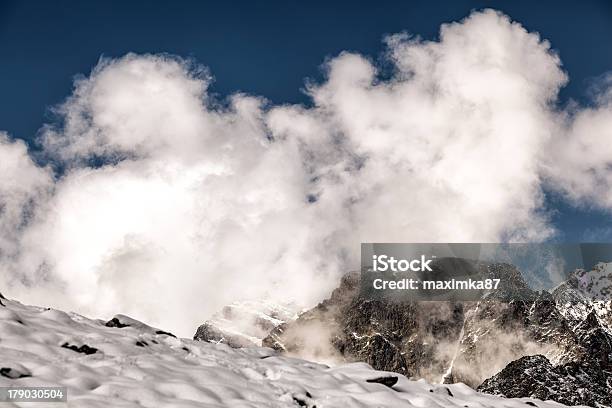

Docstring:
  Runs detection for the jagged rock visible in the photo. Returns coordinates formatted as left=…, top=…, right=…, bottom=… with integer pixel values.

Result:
left=346, top=331, right=408, bottom=374
left=449, top=288, right=583, bottom=386
left=553, top=263, right=612, bottom=332
left=478, top=308, right=612, bottom=407
left=575, top=311, right=612, bottom=366
left=477, top=355, right=612, bottom=407
left=264, top=271, right=465, bottom=380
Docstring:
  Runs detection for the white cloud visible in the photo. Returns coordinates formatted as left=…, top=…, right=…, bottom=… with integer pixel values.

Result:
left=0, top=134, right=52, bottom=277
left=1, top=9, right=612, bottom=336
left=270, top=10, right=566, bottom=244
left=542, top=78, right=612, bottom=209
left=11, top=55, right=344, bottom=335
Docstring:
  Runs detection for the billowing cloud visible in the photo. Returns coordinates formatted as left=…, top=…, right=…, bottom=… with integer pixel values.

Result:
left=543, top=74, right=612, bottom=209
left=270, top=10, right=566, bottom=245
left=1, top=9, right=612, bottom=336
left=12, top=55, right=344, bottom=334
left=0, top=134, right=52, bottom=277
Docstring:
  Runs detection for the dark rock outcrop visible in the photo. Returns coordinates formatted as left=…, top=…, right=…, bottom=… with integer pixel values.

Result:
left=366, top=376, right=399, bottom=388
left=477, top=355, right=612, bottom=407
left=477, top=310, right=612, bottom=407
left=61, top=342, right=98, bottom=355
left=0, top=365, right=31, bottom=379
left=105, top=317, right=130, bottom=328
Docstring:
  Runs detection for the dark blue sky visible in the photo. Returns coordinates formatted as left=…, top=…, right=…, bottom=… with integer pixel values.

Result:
left=1, top=0, right=611, bottom=240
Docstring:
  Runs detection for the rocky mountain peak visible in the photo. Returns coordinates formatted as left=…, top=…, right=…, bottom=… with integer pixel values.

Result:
left=261, top=260, right=612, bottom=407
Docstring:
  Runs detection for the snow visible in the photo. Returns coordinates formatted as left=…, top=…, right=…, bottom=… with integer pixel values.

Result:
left=553, top=262, right=612, bottom=334
left=201, top=300, right=302, bottom=347
left=0, top=296, right=581, bottom=407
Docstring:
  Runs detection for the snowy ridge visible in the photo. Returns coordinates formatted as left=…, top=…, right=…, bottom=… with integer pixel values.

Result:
left=194, top=300, right=301, bottom=347
left=0, top=295, right=578, bottom=408
left=553, top=262, right=612, bottom=334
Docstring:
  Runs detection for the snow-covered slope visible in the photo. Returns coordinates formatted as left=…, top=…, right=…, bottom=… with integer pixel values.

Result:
left=0, top=294, right=579, bottom=408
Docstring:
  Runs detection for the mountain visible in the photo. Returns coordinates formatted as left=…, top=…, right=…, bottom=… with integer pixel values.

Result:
left=0, top=292, right=573, bottom=408
left=476, top=309, right=612, bottom=406
left=552, top=262, right=612, bottom=332
left=478, top=355, right=612, bottom=407
left=263, top=271, right=467, bottom=380
left=263, top=264, right=562, bottom=384
left=263, top=261, right=612, bottom=407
